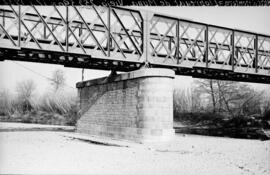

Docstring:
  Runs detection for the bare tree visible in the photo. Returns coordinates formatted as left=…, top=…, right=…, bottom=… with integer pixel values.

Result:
left=229, top=85, right=263, bottom=117
left=173, top=88, right=192, bottom=115
left=16, top=79, right=36, bottom=112
left=195, top=79, right=219, bottom=113
left=191, top=86, right=203, bottom=112
left=0, top=89, right=13, bottom=116
left=51, top=69, right=66, bottom=92
left=194, top=79, right=263, bottom=117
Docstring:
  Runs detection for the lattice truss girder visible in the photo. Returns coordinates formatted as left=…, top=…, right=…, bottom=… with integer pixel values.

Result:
left=0, top=6, right=270, bottom=75
left=258, top=36, right=270, bottom=69
left=208, top=27, right=232, bottom=66
left=149, top=16, right=232, bottom=66
left=149, top=17, right=207, bottom=65
left=0, top=6, right=19, bottom=47
left=0, top=5, right=143, bottom=60
left=148, top=14, right=270, bottom=73
left=234, top=32, right=256, bottom=69
left=179, top=22, right=206, bottom=64
left=149, top=16, right=178, bottom=63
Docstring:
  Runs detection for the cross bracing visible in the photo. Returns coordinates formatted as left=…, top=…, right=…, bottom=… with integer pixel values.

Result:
left=0, top=6, right=270, bottom=83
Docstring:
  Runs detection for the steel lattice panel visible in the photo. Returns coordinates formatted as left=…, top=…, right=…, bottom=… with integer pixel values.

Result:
left=0, top=5, right=270, bottom=82
left=0, top=6, right=144, bottom=64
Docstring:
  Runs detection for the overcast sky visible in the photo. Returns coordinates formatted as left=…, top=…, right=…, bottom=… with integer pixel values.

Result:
left=0, top=6, right=270, bottom=95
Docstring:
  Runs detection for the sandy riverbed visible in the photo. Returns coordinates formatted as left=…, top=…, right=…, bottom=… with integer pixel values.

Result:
left=0, top=124, right=269, bottom=174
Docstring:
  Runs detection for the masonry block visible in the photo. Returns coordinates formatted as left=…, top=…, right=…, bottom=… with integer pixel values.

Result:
left=76, top=68, right=175, bottom=143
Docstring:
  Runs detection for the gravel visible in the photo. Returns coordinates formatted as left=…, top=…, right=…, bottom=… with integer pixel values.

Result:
left=0, top=123, right=269, bottom=174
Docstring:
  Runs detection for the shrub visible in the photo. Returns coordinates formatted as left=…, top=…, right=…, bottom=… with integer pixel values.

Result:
left=32, top=91, right=79, bottom=125
left=263, top=109, right=270, bottom=121
left=174, top=112, right=225, bottom=127
left=0, top=89, right=80, bottom=126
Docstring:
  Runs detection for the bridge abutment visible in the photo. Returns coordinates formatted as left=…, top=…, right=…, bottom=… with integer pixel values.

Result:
left=76, top=68, right=175, bottom=143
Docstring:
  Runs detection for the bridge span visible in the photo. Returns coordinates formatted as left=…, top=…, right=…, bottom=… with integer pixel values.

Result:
left=0, top=5, right=270, bottom=83
left=1, top=5, right=270, bottom=142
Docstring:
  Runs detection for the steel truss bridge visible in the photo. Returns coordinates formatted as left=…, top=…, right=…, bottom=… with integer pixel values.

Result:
left=0, top=6, right=270, bottom=83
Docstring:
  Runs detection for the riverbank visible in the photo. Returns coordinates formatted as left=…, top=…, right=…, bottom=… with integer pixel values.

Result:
left=0, top=122, right=269, bottom=175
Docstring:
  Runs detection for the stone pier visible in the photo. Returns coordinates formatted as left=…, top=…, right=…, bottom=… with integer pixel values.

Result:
left=76, top=68, right=175, bottom=143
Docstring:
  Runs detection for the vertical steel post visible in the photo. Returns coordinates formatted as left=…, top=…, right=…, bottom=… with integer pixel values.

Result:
left=2, top=11, right=4, bottom=27
left=79, top=23, right=82, bottom=44
left=66, top=6, right=69, bottom=52
left=254, top=35, right=258, bottom=73
left=231, top=30, right=235, bottom=71
left=142, top=11, right=152, bottom=65
left=82, top=68, right=84, bottom=81
left=44, top=26, right=46, bottom=39
left=168, top=37, right=172, bottom=51
left=205, top=25, right=209, bottom=68
left=18, top=5, right=21, bottom=47
left=176, top=20, right=179, bottom=64
left=107, top=6, right=111, bottom=57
